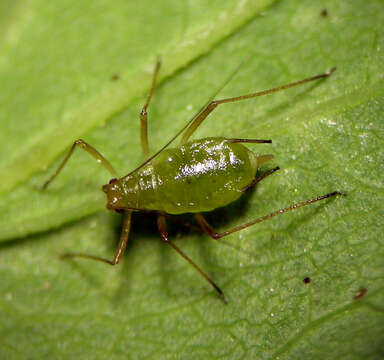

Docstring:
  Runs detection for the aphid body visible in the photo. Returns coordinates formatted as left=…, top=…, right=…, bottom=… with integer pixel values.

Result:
left=43, top=60, right=342, bottom=302
left=104, top=137, right=268, bottom=214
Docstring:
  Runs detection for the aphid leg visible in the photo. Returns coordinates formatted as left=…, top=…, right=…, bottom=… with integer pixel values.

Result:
left=140, top=58, right=161, bottom=158
left=195, top=191, right=344, bottom=239
left=61, top=211, right=132, bottom=265
left=42, top=139, right=118, bottom=189
left=157, top=213, right=227, bottom=303
left=181, top=68, right=336, bottom=144
left=241, top=166, right=280, bottom=193
left=226, top=138, right=272, bottom=144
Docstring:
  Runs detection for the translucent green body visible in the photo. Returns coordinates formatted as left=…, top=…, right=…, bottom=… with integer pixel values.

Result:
left=103, top=137, right=260, bottom=214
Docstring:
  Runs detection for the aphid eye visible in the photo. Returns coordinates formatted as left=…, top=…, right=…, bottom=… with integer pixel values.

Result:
left=109, top=178, right=118, bottom=184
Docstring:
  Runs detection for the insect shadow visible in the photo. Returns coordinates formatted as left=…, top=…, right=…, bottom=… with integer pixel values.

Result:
left=111, top=182, right=261, bottom=302
left=157, top=188, right=256, bottom=300
left=42, top=59, right=344, bottom=302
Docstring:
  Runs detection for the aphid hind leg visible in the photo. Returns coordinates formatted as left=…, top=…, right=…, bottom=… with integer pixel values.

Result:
left=157, top=214, right=226, bottom=303
left=241, top=166, right=280, bottom=193
left=181, top=68, right=336, bottom=144
left=42, top=139, right=118, bottom=189
left=195, top=191, right=343, bottom=240
left=140, top=58, right=161, bottom=158
left=61, top=211, right=132, bottom=265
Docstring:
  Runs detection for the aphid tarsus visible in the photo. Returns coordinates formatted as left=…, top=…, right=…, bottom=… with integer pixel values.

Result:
left=43, top=60, right=342, bottom=302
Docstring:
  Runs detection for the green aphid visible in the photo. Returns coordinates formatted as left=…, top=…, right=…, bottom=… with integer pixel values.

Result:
left=43, top=60, right=343, bottom=302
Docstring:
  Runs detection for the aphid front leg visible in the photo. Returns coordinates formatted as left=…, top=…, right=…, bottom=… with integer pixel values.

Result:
left=140, top=58, right=161, bottom=158
left=157, top=213, right=226, bottom=302
left=62, top=211, right=132, bottom=265
left=195, top=191, right=344, bottom=239
left=42, top=139, right=118, bottom=189
left=180, top=68, right=336, bottom=144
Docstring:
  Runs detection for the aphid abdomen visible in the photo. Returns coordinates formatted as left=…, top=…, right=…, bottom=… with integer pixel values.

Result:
left=125, top=137, right=259, bottom=214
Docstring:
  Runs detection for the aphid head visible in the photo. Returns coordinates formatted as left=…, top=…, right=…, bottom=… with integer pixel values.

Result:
left=102, top=178, right=126, bottom=212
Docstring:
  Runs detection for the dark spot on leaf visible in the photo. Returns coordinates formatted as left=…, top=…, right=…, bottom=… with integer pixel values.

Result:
left=303, top=277, right=311, bottom=284
left=186, top=178, right=191, bottom=184
left=353, top=287, right=367, bottom=300
left=320, top=8, right=329, bottom=17
left=110, top=74, right=120, bottom=81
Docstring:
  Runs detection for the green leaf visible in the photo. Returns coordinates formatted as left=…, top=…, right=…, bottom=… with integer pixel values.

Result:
left=1, top=0, right=384, bottom=359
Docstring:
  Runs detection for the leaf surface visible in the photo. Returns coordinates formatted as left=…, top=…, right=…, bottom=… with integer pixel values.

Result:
left=0, top=0, right=383, bottom=359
